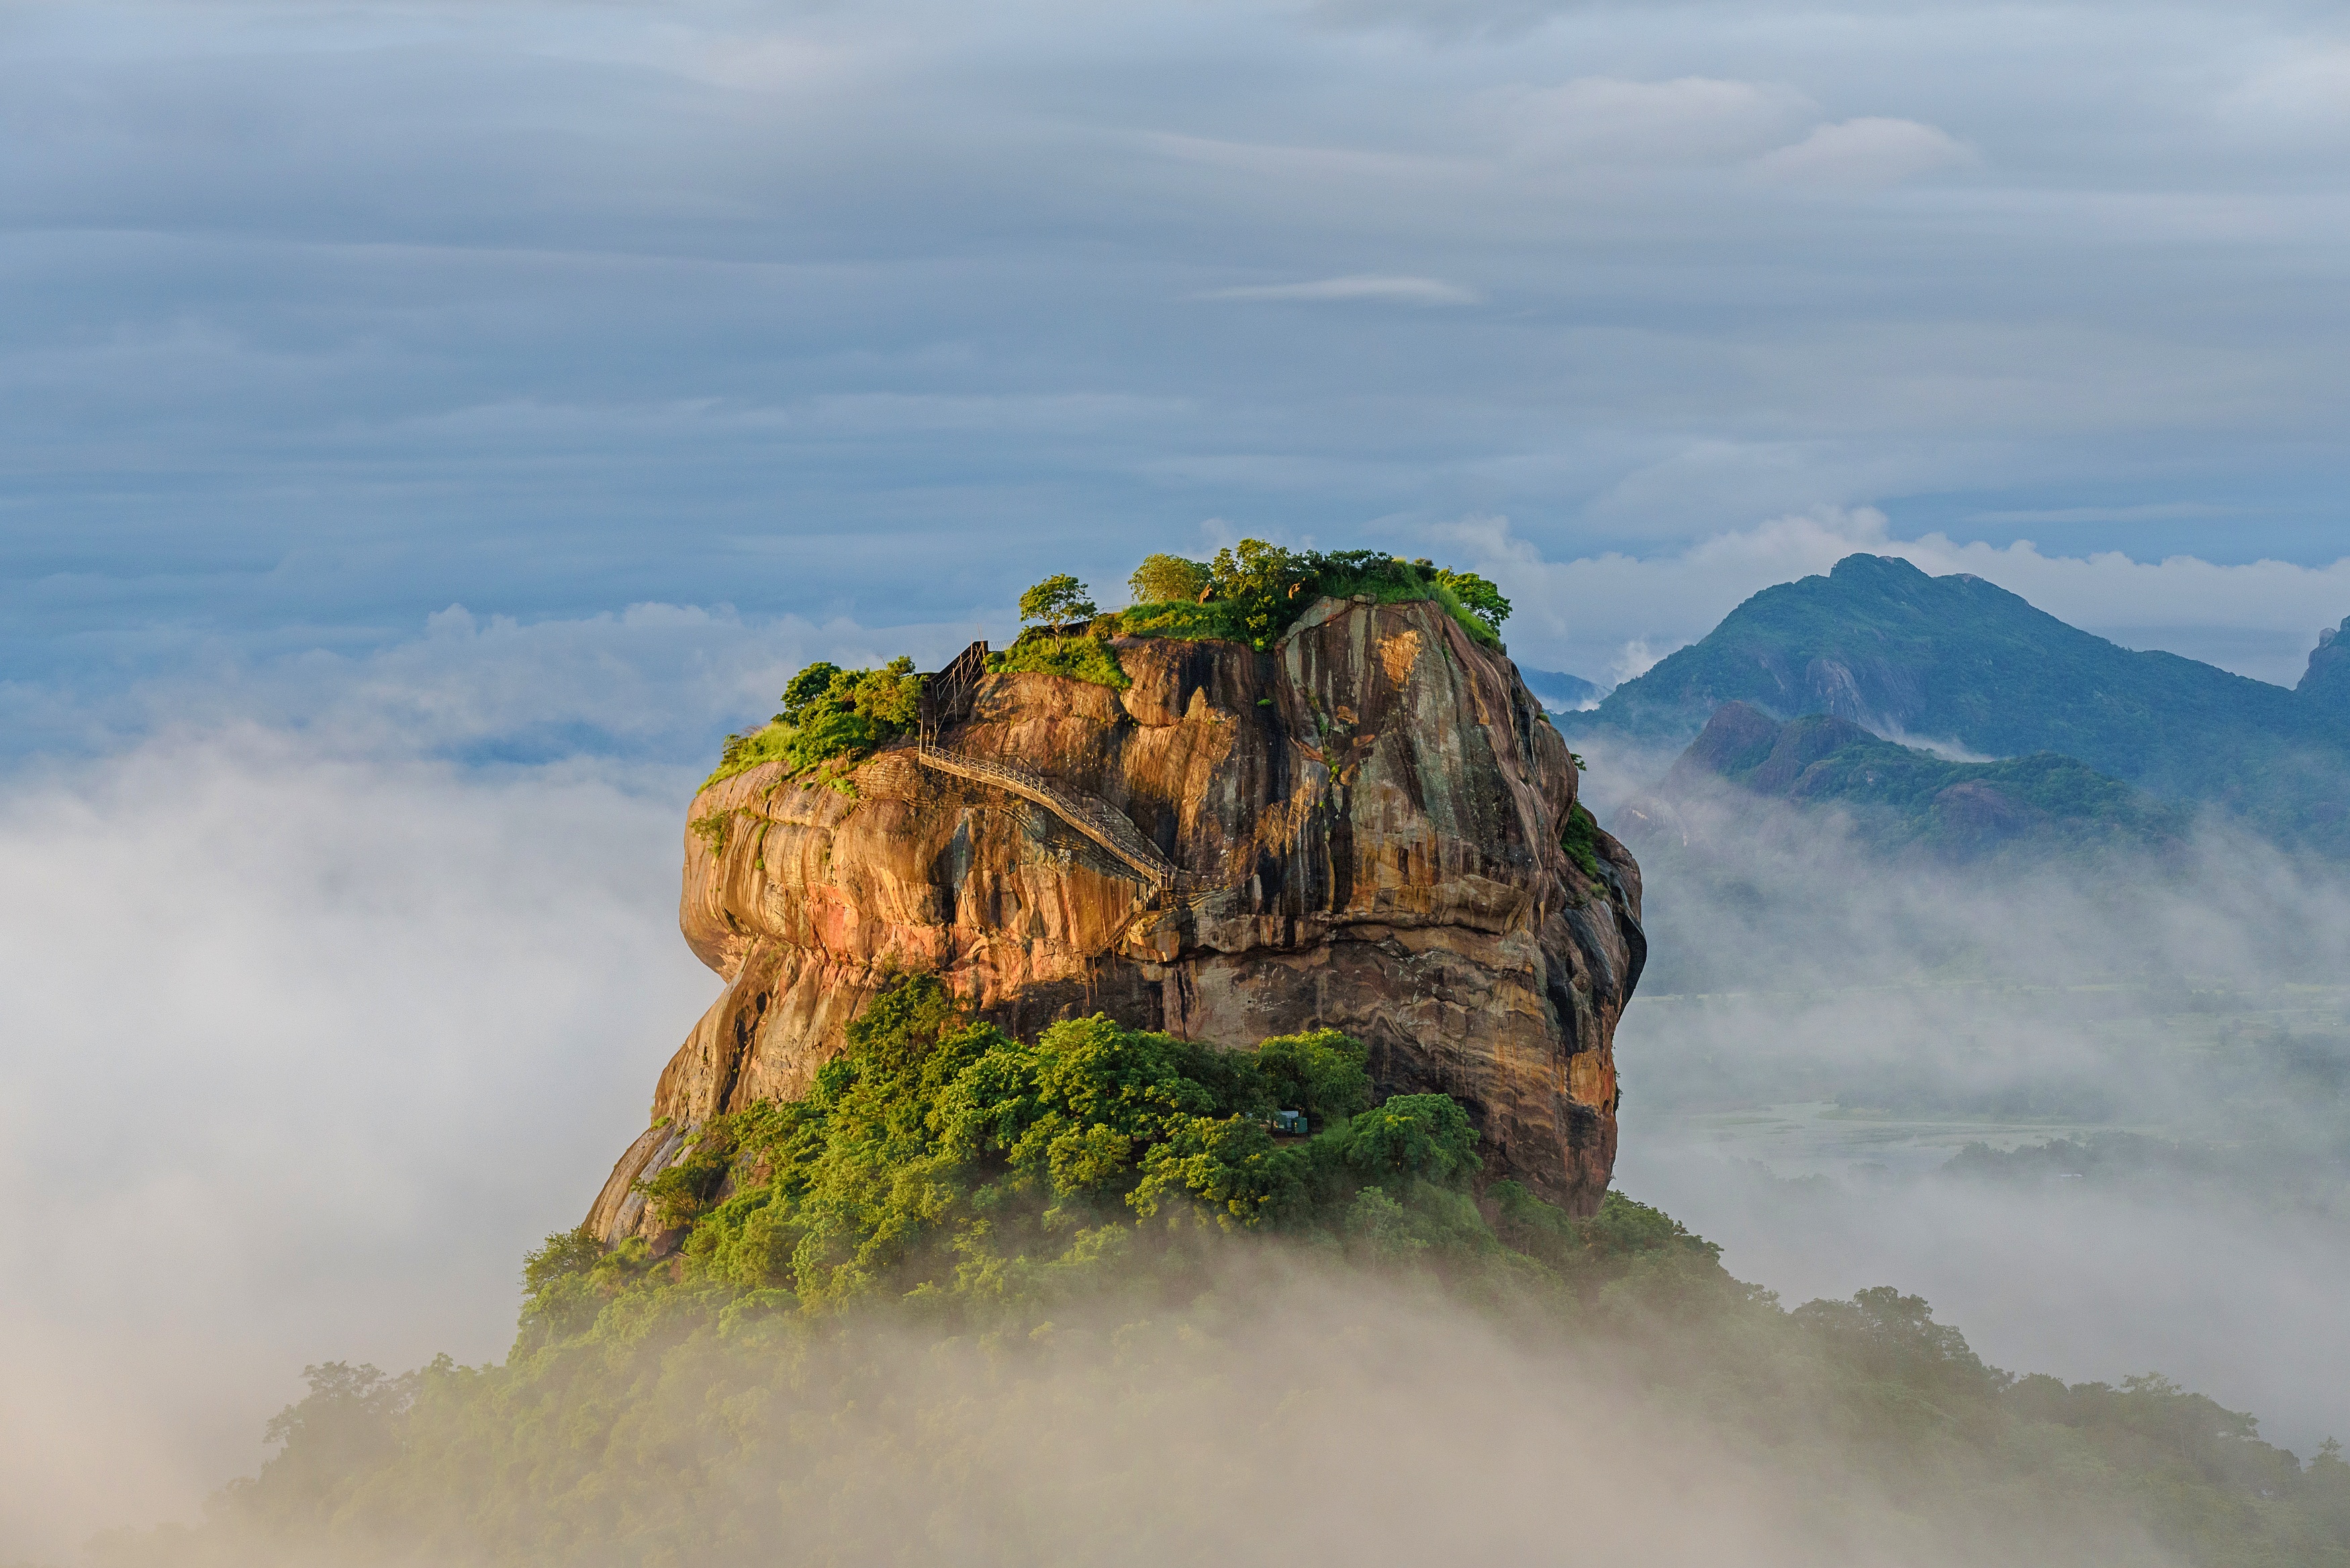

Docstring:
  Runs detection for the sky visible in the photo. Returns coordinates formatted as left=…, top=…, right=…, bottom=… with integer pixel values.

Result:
left=5, top=0, right=2350, bottom=735
left=5, top=0, right=2350, bottom=1556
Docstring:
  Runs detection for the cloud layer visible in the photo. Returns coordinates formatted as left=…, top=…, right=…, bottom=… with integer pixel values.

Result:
left=5, top=0, right=2350, bottom=701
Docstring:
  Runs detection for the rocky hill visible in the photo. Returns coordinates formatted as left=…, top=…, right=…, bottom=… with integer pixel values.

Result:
left=588, top=594, right=1644, bottom=1239
left=1566, top=553, right=2350, bottom=852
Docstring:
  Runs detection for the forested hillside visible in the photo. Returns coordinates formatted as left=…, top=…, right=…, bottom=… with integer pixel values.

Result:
left=83, top=979, right=2350, bottom=1568
left=1621, top=701, right=2187, bottom=861
left=1567, top=554, right=2350, bottom=852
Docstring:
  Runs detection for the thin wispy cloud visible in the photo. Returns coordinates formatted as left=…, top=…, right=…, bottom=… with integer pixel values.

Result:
left=1195, top=274, right=1482, bottom=305
left=1752, top=117, right=1976, bottom=187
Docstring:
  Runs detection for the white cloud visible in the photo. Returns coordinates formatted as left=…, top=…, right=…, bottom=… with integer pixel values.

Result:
left=1753, top=117, right=1975, bottom=188
left=31, top=600, right=987, bottom=769
left=2219, top=45, right=2350, bottom=133
left=1609, top=638, right=1660, bottom=686
left=1492, top=76, right=1818, bottom=166
left=1196, top=275, right=1480, bottom=305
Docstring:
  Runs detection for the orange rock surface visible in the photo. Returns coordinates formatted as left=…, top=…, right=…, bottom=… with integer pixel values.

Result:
left=588, top=596, right=1644, bottom=1240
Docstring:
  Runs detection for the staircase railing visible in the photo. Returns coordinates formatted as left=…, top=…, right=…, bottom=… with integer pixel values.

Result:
left=910, top=639, right=1232, bottom=906
left=911, top=744, right=1179, bottom=890
left=918, top=639, right=990, bottom=746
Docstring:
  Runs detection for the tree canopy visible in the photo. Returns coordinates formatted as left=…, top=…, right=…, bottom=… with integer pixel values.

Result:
left=1019, top=573, right=1098, bottom=626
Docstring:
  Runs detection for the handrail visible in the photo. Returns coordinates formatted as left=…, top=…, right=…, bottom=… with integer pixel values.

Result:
left=912, top=740, right=1178, bottom=889
left=918, top=640, right=991, bottom=746
left=908, top=646, right=1235, bottom=908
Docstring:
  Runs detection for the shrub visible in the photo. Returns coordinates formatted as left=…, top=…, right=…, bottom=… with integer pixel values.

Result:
left=1128, top=553, right=1211, bottom=604
left=990, top=632, right=1131, bottom=690
left=702, top=724, right=796, bottom=791
left=632, top=1118, right=743, bottom=1228
left=1115, top=597, right=1252, bottom=642
left=702, top=656, right=924, bottom=794
left=1433, top=567, right=1511, bottom=638
left=1205, top=540, right=1319, bottom=647
left=1111, top=542, right=1511, bottom=650
left=1560, top=801, right=1607, bottom=885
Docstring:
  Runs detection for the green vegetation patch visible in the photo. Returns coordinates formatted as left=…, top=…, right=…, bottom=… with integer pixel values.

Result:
left=988, top=630, right=1131, bottom=690
left=1102, top=542, right=1512, bottom=652
left=701, top=656, right=923, bottom=795
left=1113, top=595, right=1252, bottom=642
left=1560, top=800, right=1608, bottom=885
left=581, top=979, right=1495, bottom=1321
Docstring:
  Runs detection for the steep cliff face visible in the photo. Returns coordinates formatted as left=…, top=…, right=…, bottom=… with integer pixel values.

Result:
left=588, top=596, right=1644, bottom=1240
left=2304, top=618, right=2350, bottom=718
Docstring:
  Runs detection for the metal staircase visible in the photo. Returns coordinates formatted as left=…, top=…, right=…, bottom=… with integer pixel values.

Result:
left=912, top=741, right=1186, bottom=891
left=911, top=641, right=1225, bottom=903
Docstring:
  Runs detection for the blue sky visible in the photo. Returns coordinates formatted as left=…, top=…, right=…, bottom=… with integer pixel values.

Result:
left=6, top=0, right=2350, bottom=750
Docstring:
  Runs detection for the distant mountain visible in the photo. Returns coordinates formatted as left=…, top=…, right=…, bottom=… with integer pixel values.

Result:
left=1617, top=702, right=2186, bottom=862
left=2303, top=615, right=2350, bottom=719
left=1518, top=667, right=1603, bottom=711
left=1566, top=554, right=2350, bottom=852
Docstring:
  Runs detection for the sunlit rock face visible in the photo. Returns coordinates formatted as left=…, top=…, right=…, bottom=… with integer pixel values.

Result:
left=588, top=597, right=1644, bottom=1238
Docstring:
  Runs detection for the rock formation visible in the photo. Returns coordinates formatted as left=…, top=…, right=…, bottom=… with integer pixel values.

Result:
left=588, top=595, right=1645, bottom=1240
left=2303, top=616, right=2350, bottom=718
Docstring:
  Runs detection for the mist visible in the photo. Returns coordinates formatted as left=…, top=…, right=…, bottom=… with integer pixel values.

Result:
left=4, top=630, right=2347, bottom=1559
left=1580, top=738, right=2350, bottom=1457
left=0, top=730, right=717, bottom=1559
left=79, top=1264, right=2199, bottom=1568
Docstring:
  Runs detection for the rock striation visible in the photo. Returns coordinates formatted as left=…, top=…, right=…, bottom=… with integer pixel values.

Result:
left=588, top=596, right=1644, bottom=1241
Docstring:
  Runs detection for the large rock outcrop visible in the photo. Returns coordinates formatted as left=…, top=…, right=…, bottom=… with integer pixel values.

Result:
left=588, top=596, right=1644, bottom=1240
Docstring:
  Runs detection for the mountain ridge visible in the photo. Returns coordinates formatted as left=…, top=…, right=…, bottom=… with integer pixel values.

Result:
left=1619, top=701, right=2187, bottom=862
left=1566, top=553, right=2350, bottom=852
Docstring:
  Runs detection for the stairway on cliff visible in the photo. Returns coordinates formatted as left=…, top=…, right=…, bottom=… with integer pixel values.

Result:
left=909, top=740, right=1215, bottom=895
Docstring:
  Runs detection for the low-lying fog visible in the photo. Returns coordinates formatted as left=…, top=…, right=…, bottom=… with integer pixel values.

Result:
left=3, top=677, right=2345, bottom=1557
left=0, top=734, right=720, bottom=1559
left=1583, top=741, right=2350, bottom=1458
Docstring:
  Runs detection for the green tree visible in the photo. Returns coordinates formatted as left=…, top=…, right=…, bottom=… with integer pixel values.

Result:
left=520, top=1227, right=600, bottom=1293
left=1207, top=540, right=1314, bottom=647
left=1791, top=1286, right=2004, bottom=1396
left=1255, top=1028, right=1373, bottom=1126
left=1132, top=1113, right=1302, bottom=1225
left=780, top=661, right=845, bottom=721
left=1339, top=1093, right=1480, bottom=1185
left=1128, top=554, right=1213, bottom=605
left=1434, top=568, right=1511, bottom=637
left=246, top=1361, right=421, bottom=1522
left=1019, top=574, right=1098, bottom=626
